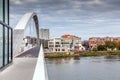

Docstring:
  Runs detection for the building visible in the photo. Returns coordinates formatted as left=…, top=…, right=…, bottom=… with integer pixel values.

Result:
left=89, top=37, right=120, bottom=50
left=82, top=40, right=89, bottom=50
left=61, top=34, right=85, bottom=51
left=40, top=39, right=49, bottom=49
left=48, top=38, right=69, bottom=53
left=39, top=28, right=50, bottom=49
left=0, top=0, right=13, bottom=68
left=23, top=36, right=37, bottom=47
left=39, top=28, right=50, bottom=40
left=48, top=34, right=85, bottom=53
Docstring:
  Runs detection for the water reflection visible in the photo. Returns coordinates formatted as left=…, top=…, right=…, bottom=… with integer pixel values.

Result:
left=46, top=55, right=120, bottom=64
left=46, top=57, right=80, bottom=65
left=104, top=55, right=120, bottom=62
left=73, top=57, right=80, bottom=60
left=46, top=56, right=120, bottom=80
left=105, top=55, right=120, bottom=59
left=89, top=56, right=104, bottom=63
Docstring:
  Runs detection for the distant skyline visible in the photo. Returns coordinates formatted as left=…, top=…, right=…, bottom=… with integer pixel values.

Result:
left=10, top=0, right=120, bottom=40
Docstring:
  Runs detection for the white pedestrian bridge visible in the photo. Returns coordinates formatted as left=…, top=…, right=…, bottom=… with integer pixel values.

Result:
left=0, top=12, right=48, bottom=80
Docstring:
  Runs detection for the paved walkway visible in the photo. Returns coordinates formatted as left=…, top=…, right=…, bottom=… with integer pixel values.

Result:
left=0, top=46, right=40, bottom=80
left=17, top=46, right=40, bottom=57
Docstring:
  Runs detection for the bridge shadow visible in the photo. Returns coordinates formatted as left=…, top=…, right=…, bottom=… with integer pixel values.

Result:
left=17, top=46, right=40, bottom=58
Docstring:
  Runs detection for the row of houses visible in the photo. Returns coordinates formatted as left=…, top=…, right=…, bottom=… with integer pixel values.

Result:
left=89, top=37, right=120, bottom=50
left=24, top=29, right=120, bottom=53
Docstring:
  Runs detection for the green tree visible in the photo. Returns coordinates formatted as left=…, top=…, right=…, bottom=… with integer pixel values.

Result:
left=105, top=41, right=116, bottom=50
left=92, top=47, right=97, bottom=51
left=97, top=45, right=106, bottom=51
left=116, top=41, right=120, bottom=50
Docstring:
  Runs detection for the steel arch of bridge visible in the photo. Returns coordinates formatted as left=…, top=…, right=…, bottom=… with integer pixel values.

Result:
left=13, top=12, right=40, bottom=56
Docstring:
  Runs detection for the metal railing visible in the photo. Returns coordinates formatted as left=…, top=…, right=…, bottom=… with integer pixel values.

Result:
left=33, top=44, right=48, bottom=80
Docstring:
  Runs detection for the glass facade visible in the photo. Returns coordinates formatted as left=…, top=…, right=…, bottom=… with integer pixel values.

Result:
left=5, top=27, right=8, bottom=65
left=0, top=0, right=13, bottom=68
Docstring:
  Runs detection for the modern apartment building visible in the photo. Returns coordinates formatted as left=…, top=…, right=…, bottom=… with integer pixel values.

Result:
left=62, top=34, right=85, bottom=51
left=48, top=34, right=85, bottom=53
left=0, top=0, right=13, bottom=68
left=39, top=28, right=50, bottom=40
left=48, top=38, right=69, bottom=53
left=61, top=34, right=81, bottom=48
left=89, top=37, right=120, bottom=49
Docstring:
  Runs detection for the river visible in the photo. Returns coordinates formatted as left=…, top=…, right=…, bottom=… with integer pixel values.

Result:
left=46, top=55, right=120, bottom=80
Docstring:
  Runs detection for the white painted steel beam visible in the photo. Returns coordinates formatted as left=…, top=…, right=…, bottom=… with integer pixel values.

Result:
left=13, top=12, right=40, bottom=56
left=33, top=45, right=48, bottom=80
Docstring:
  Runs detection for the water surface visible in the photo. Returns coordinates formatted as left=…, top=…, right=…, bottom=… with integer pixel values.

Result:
left=46, top=56, right=120, bottom=80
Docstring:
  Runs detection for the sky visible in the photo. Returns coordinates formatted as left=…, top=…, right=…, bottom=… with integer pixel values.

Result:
left=10, top=0, right=120, bottom=40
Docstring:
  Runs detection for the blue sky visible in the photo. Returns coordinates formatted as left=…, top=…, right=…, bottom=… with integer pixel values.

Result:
left=10, top=0, right=120, bottom=40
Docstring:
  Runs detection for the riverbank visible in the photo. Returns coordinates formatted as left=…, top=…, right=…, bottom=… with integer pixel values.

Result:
left=45, top=51, right=120, bottom=58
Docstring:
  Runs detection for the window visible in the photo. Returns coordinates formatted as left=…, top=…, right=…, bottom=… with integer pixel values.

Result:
left=58, top=49, right=60, bottom=51
left=55, top=42, right=59, bottom=44
left=9, top=29, right=12, bottom=62
left=56, top=49, right=57, bottom=51
left=49, top=45, right=54, bottom=47
left=0, top=0, right=3, bottom=68
left=49, top=42, right=53, bottom=44
left=55, top=45, right=60, bottom=47
left=0, top=0, right=13, bottom=69
left=5, top=27, right=8, bottom=65
left=0, top=24, right=3, bottom=67
left=62, top=49, right=65, bottom=51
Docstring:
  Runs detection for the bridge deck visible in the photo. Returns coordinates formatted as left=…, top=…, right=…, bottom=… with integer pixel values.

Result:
left=0, top=46, right=40, bottom=80
left=17, top=46, right=40, bottom=57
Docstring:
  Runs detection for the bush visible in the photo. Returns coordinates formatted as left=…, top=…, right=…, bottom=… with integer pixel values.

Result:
left=97, top=45, right=106, bottom=51
left=92, top=47, right=97, bottom=51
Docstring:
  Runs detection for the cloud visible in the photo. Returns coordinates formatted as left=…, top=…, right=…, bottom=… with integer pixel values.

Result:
left=10, top=0, right=22, bottom=5
left=10, top=0, right=120, bottom=39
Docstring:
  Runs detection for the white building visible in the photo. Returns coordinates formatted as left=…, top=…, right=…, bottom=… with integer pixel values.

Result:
left=39, top=28, right=50, bottom=40
left=48, top=34, right=85, bottom=53
left=48, top=38, right=69, bottom=53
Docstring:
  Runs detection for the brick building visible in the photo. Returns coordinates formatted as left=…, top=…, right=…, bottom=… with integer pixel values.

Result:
left=89, top=37, right=120, bottom=50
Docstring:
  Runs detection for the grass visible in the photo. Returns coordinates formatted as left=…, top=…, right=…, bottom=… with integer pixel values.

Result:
left=45, top=51, right=120, bottom=58
left=45, top=53, right=79, bottom=58
left=108, top=51, right=120, bottom=55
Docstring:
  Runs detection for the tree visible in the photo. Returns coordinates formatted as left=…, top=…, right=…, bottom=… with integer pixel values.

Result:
left=92, top=47, right=97, bottom=51
left=97, top=45, right=106, bottom=51
left=105, top=41, right=116, bottom=50
left=116, top=41, right=120, bottom=50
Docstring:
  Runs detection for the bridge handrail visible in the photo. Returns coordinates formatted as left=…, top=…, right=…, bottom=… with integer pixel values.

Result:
left=33, top=44, right=48, bottom=80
